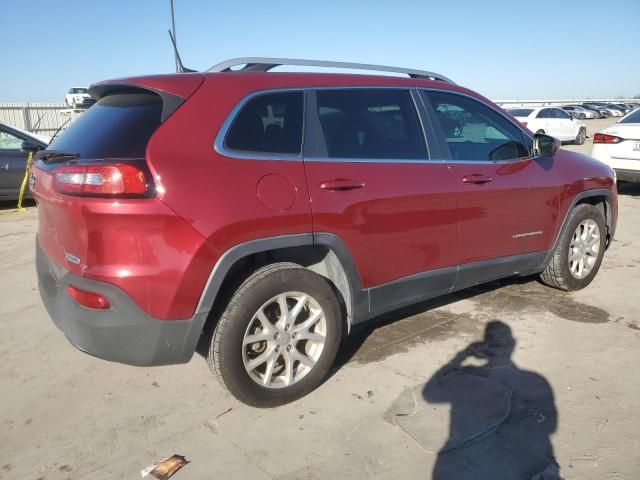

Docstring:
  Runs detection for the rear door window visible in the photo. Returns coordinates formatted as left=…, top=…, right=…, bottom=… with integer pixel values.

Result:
left=314, top=89, right=427, bottom=160
left=423, top=90, right=530, bottom=162
left=224, top=91, right=303, bottom=155
left=48, top=93, right=162, bottom=159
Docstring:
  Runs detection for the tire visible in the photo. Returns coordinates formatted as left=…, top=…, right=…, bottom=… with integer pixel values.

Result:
left=207, top=262, right=342, bottom=407
left=579, top=113, right=586, bottom=120
left=540, top=204, right=606, bottom=291
left=574, top=127, right=586, bottom=145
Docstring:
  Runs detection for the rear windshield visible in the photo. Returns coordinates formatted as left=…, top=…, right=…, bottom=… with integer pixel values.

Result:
left=48, top=93, right=162, bottom=158
left=620, top=110, right=640, bottom=123
left=508, top=108, right=533, bottom=117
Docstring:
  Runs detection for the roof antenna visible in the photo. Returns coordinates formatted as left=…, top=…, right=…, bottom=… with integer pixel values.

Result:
left=168, top=0, right=196, bottom=73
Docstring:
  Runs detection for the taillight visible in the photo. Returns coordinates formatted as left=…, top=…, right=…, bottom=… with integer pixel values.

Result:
left=66, top=285, right=111, bottom=310
left=593, top=133, right=623, bottom=144
left=54, top=164, right=148, bottom=197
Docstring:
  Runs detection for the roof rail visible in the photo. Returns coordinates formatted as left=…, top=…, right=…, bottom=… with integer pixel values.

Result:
left=207, top=57, right=455, bottom=84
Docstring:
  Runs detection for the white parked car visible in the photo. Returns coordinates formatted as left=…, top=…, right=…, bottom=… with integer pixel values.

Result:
left=508, top=107, right=587, bottom=144
left=64, top=87, right=95, bottom=109
left=591, top=109, right=640, bottom=183
left=561, top=105, right=598, bottom=119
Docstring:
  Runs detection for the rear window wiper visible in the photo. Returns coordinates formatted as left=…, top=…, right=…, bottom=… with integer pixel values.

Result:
left=35, top=150, right=80, bottom=164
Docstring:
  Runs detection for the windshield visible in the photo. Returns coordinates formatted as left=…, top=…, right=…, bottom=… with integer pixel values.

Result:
left=508, top=108, right=533, bottom=117
left=48, top=93, right=162, bottom=158
left=620, top=110, right=640, bottom=123
left=71, top=88, right=88, bottom=94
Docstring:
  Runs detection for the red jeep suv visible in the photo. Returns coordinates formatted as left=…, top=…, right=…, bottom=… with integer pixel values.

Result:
left=32, top=58, right=617, bottom=407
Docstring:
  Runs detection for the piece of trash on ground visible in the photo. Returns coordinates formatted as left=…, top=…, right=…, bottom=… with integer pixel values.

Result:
left=215, top=407, right=232, bottom=419
left=141, top=454, right=189, bottom=479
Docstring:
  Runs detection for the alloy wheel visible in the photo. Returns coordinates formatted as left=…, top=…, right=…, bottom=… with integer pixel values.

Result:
left=242, top=292, right=327, bottom=389
left=568, top=219, right=600, bottom=279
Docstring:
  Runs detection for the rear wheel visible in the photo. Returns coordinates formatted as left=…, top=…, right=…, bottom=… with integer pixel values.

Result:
left=540, top=204, right=606, bottom=291
left=574, top=127, right=586, bottom=145
left=207, top=263, right=342, bottom=407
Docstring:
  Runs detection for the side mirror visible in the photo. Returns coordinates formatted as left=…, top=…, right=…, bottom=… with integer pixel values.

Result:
left=533, top=133, right=560, bottom=157
left=21, top=140, right=44, bottom=152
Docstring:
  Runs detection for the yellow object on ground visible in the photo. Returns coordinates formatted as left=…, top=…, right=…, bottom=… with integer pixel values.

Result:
left=17, top=151, right=33, bottom=210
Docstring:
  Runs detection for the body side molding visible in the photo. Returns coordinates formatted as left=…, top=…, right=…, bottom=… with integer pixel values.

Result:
left=356, top=251, right=548, bottom=325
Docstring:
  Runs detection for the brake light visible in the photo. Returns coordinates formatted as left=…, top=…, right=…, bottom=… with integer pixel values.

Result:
left=66, top=285, right=111, bottom=310
left=54, top=164, right=148, bottom=196
left=593, top=133, right=623, bottom=144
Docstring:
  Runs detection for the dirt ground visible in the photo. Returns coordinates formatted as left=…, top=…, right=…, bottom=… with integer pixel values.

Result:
left=1, top=117, right=638, bottom=479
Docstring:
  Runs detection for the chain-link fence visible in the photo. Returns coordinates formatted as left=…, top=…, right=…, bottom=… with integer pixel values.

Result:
left=0, top=103, right=83, bottom=139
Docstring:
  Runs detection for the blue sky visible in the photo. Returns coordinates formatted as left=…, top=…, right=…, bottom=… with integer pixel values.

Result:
left=2, top=0, right=639, bottom=101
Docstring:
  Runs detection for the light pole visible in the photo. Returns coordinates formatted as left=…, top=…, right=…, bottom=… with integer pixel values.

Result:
left=170, top=0, right=179, bottom=73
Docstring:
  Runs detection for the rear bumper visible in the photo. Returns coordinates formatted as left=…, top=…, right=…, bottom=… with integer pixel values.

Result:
left=36, top=240, right=207, bottom=366
left=615, top=169, right=640, bottom=183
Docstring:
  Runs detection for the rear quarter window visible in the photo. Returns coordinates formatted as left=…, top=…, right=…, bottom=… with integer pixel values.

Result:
left=48, top=93, right=162, bottom=158
left=508, top=109, right=533, bottom=117
left=620, top=110, right=640, bottom=123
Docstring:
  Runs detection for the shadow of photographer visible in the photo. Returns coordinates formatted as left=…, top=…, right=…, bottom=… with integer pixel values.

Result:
left=422, top=321, right=561, bottom=480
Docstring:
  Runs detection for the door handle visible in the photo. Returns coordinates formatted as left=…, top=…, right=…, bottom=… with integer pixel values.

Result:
left=462, top=174, right=492, bottom=185
left=319, top=179, right=365, bottom=191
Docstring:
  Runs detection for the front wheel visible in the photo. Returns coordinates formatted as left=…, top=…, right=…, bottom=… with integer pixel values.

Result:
left=207, top=263, right=342, bottom=407
left=574, top=128, right=586, bottom=145
left=540, top=204, right=606, bottom=291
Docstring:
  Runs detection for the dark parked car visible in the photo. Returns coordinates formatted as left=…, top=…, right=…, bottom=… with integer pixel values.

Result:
left=0, top=123, right=48, bottom=199
left=31, top=58, right=618, bottom=407
left=580, top=104, right=609, bottom=118
left=611, top=104, right=632, bottom=114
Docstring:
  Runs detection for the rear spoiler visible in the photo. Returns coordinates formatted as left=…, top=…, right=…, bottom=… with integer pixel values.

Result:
left=89, top=74, right=204, bottom=122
